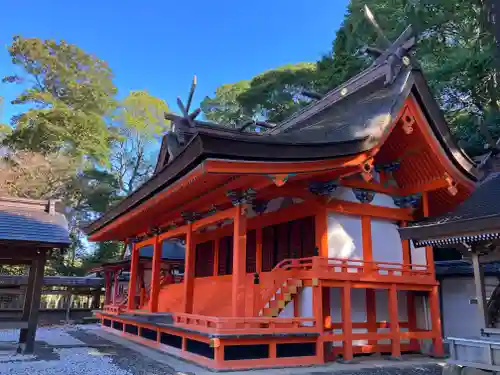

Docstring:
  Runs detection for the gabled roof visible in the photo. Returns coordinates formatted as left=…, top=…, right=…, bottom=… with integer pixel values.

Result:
left=84, top=31, right=479, bottom=239
left=399, top=172, right=500, bottom=246
left=0, top=197, right=71, bottom=247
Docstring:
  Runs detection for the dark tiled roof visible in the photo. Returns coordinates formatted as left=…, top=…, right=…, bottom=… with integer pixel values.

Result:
left=136, top=240, right=185, bottom=260
left=0, top=198, right=70, bottom=246
left=399, top=173, right=500, bottom=243
left=436, top=260, right=500, bottom=277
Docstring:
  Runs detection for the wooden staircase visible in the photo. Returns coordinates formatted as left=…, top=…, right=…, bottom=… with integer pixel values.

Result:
left=259, top=278, right=303, bottom=317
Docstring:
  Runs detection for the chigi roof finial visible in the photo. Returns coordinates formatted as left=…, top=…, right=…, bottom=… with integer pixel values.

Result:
left=163, top=75, right=202, bottom=163
left=362, top=4, right=416, bottom=85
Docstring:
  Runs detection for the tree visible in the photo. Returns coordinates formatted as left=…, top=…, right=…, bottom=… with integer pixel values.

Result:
left=201, top=63, right=318, bottom=126
left=201, top=80, right=251, bottom=127
left=2, top=36, right=117, bottom=164
left=110, top=90, right=170, bottom=194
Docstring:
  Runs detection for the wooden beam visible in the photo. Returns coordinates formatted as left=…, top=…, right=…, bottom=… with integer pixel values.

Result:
left=192, top=207, right=237, bottom=231
left=327, top=199, right=413, bottom=221
left=148, top=235, right=162, bottom=313
left=255, top=227, right=263, bottom=274
left=400, top=178, right=449, bottom=196
left=340, top=179, right=398, bottom=195
left=388, top=285, right=401, bottom=359
left=213, top=238, right=220, bottom=276
left=315, top=207, right=328, bottom=257
left=183, top=223, right=195, bottom=313
left=158, top=225, right=187, bottom=242
left=361, top=216, right=373, bottom=263
left=341, top=282, right=353, bottom=361
left=366, top=289, right=377, bottom=346
left=429, top=286, right=444, bottom=357
left=204, top=153, right=370, bottom=175
left=19, top=252, right=46, bottom=354
left=127, top=243, right=140, bottom=310
left=232, top=205, right=247, bottom=317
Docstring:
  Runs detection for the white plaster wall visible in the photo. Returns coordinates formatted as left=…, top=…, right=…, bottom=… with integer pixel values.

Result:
left=371, top=219, right=404, bottom=269
left=327, top=213, right=363, bottom=260
left=279, top=286, right=314, bottom=319
left=410, top=243, right=427, bottom=268
left=371, top=193, right=399, bottom=209
left=441, top=276, right=499, bottom=338
left=330, top=187, right=358, bottom=203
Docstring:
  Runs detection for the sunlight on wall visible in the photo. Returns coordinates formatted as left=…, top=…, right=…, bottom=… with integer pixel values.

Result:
left=327, top=213, right=362, bottom=260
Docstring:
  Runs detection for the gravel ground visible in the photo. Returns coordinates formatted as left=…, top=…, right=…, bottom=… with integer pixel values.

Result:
left=0, top=325, right=176, bottom=375
left=0, top=325, right=444, bottom=375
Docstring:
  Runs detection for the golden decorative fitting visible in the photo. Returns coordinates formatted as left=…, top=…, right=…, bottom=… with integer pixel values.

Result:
left=312, top=278, right=319, bottom=286
left=402, top=109, right=415, bottom=135
left=210, top=338, right=221, bottom=348
left=444, top=173, right=458, bottom=196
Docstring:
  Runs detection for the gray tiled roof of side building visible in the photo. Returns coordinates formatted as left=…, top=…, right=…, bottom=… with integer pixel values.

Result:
left=0, top=205, right=71, bottom=245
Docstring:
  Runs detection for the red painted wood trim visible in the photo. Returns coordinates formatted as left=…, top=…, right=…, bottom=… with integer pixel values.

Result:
left=232, top=205, right=247, bottom=317
left=127, top=242, right=140, bottom=310
left=183, top=223, right=195, bottom=313
left=148, top=235, right=162, bottom=313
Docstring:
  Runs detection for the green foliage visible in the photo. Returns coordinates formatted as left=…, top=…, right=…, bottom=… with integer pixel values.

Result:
left=110, top=90, right=170, bottom=194
left=2, top=36, right=118, bottom=163
left=1, top=37, right=171, bottom=275
left=238, top=63, right=318, bottom=123
left=201, top=81, right=251, bottom=127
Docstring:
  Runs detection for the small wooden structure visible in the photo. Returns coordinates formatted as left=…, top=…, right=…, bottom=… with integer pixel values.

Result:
left=400, top=172, right=500, bottom=371
left=0, top=197, right=70, bottom=353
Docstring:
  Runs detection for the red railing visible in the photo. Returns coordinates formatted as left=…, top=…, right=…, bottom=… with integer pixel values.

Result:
left=103, top=304, right=124, bottom=315
left=172, top=312, right=317, bottom=334
left=274, top=256, right=431, bottom=279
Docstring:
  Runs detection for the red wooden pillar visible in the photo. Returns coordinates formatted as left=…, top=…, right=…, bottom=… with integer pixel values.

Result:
left=400, top=221, right=411, bottom=277
left=429, top=286, right=444, bottom=357
left=127, top=242, right=139, bottom=310
left=183, top=222, right=195, bottom=313
left=213, top=238, right=220, bottom=276
left=341, top=282, right=353, bottom=361
left=361, top=216, right=373, bottom=272
left=388, top=285, right=401, bottom=358
left=149, top=235, right=162, bottom=312
left=313, top=283, right=326, bottom=363
left=366, top=289, right=377, bottom=346
left=104, top=271, right=112, bottom=305
left=314, top=207, right=328, bottom=257
left=255, top=227, right=263, bottom=274
left=113, top=270, right=119, bottom=304
left=406, top=291, right=419, bottom=350
left=232, top=204, right=247, bottom=317
left=422, top=192, right=435, bottom=274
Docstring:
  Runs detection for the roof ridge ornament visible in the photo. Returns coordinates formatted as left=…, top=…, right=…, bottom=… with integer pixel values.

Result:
left=362, top=5, right=416, bottom=86
left=163, top=75, right=202, bottom=164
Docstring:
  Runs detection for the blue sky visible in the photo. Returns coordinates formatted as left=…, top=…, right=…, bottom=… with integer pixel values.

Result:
left=0, top=0, right=349, bottom=124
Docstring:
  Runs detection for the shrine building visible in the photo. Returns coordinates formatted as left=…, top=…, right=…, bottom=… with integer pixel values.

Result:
left=84, top=27, right=482, bottom=370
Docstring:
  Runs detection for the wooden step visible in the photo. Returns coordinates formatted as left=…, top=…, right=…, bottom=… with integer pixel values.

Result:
left=262, top=307, right=279, bottom=317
